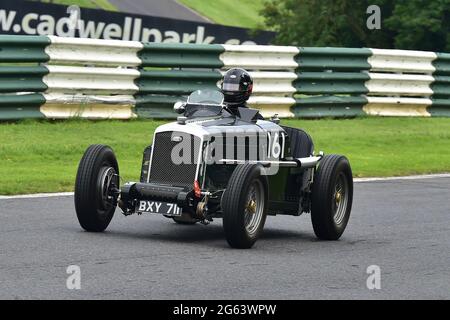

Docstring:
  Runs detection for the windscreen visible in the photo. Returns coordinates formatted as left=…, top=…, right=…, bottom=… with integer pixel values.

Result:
left=187, top=90, right=224, bottom=105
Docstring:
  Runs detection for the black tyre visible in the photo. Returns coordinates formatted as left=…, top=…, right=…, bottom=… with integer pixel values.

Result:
left=222, top=164, right=268, bottom=249
left=311, top=154, right=353, bottom=240
left=74, top=144, right=119, bottom=232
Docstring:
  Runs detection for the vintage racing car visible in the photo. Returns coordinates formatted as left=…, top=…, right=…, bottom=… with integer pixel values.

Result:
left=74, top=89, right=353, bottom=248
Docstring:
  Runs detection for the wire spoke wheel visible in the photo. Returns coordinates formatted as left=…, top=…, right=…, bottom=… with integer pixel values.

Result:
left=75, top=144, right=119, bottom=232
left=222, top=164, right=268, bottom=249
left=244, top=180, right=265, bottom=236
left=311, top=154, right=353, bottom=240
left=333, top=172, right=349, bottom=226
left=97, top=166, right=118, bottom=212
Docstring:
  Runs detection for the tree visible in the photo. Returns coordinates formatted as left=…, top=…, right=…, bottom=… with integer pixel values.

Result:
left=384, top=0, right=450, bottom=51
left=261, top=0, right=450, bottom=51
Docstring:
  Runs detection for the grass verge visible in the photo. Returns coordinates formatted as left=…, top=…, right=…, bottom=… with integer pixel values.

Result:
left=38, top=0, right=117, bottom=11
left=0, top=117, right=449, bottom=195
left=178, top=0, right=265, bottom=29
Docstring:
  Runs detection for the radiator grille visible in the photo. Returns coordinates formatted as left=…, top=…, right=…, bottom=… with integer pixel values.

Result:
left=149, top=131, right=201, bottom=187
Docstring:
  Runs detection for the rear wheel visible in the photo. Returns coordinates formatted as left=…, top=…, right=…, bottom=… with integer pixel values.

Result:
left=311, top=154, right=353, bottom=240
left=74, top=145, right=119, bottom=232
left=222, top=164, right=268, bottom=249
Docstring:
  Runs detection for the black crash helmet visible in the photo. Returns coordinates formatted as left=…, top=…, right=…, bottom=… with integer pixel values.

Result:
left=221, top=68, right=253, bottom=105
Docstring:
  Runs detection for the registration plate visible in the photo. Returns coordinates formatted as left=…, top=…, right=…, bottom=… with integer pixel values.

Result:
left=136, top=200, right=182, bottom=216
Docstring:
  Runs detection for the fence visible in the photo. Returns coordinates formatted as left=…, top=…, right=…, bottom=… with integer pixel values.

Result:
left=0, top=35, right=449, bottom=120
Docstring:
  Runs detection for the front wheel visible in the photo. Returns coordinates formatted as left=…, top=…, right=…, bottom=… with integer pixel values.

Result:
left=74, top=144, right=119, bottom=232
left=311, top=154, right=353, bottom=240
left=222, top=164, right=268, bottom=249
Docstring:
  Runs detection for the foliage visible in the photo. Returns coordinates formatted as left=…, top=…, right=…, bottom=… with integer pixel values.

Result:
left=261, top=0, right=450, bottom=51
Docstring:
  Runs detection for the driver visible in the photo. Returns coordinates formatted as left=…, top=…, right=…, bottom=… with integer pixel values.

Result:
left=220, top=68, right=254, bottom=114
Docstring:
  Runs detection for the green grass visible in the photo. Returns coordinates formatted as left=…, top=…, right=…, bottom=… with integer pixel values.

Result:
left=178, top=0, right=266, bottom=29
left=0, top=118, right=449, bottom=195
left=284, top=117, right=450, bottom=177
left=38, top=0, right=117, bottom=11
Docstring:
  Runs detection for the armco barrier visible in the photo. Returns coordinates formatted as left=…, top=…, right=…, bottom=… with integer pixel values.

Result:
left=0, top=35, right=449, bottom=119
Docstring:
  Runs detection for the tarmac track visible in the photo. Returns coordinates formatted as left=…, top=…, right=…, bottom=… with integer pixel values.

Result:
left=108, top=0, right=210, bottom=23
left=0, top=176, right=449, bottom=299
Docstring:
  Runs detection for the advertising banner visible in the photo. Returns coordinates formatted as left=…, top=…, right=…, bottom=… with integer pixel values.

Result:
left=0, top=0, right=275, bottom=45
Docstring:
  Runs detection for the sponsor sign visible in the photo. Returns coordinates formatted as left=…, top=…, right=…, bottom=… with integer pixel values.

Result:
left=0, top=0, right=275, bottom=45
